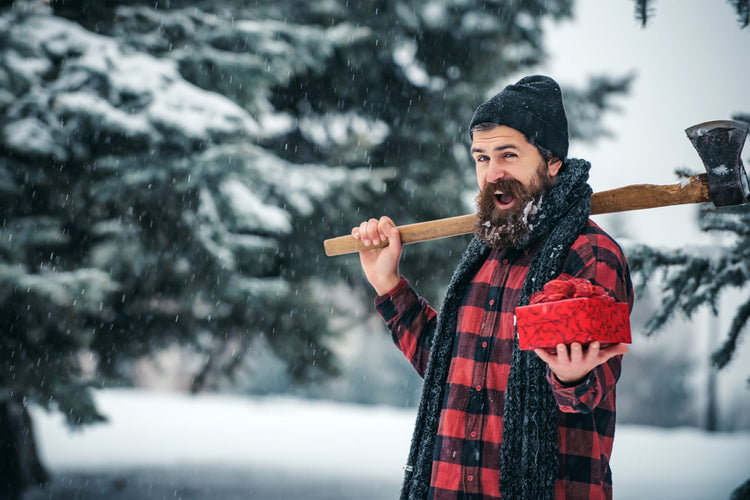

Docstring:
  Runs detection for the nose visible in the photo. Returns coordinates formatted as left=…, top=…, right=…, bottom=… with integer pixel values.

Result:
left=485, top=160, right=509, bottom=184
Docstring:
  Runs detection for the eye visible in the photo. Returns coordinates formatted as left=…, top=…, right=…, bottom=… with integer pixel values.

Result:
left=475, top=154, right=489, bottom=162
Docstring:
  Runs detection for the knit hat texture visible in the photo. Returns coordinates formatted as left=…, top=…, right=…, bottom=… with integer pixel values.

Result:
left=470, top=75, right=569, bottom=161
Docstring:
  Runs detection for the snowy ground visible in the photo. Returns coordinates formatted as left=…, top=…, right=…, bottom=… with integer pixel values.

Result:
left=25, top=390, right=750, bottom=500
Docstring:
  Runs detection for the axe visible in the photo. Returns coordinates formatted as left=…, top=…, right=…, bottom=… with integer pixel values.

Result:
left=323, top=120, right=749, bottom=257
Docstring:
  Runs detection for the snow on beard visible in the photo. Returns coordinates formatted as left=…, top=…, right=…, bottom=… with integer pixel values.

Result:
left=473, top=163, right=554, bottom=249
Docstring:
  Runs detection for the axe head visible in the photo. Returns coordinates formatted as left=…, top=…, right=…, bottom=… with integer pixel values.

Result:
left=685, top=120, right=750, bottom=207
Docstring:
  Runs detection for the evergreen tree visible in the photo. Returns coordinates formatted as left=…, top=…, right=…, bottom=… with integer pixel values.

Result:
left=634, top=0, right=749, bottom=27
left=0, top=0, right=633, bottom=492
left=627, top=119, right=750, bottom=500
left=628, top=114, right=750, bottom=384
left=627, top=4, right=750, bottom=498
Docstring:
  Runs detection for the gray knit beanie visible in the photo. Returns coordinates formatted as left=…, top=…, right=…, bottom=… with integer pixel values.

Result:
left=470, top=75, right=569, bottom=161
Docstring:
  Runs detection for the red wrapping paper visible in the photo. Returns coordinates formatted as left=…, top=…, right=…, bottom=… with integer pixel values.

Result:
left=515, top=275, right=631, bottom=351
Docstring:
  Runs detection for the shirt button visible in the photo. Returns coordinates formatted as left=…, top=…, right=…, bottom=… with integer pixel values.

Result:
left=470, top=431, right=477, bottom=438
left=489, top=299, right=495, bottom=306
left=476, top=385, right=482, bottom=391
left=482, top=341, right=488, bottom=348
left=467, top=475, right=474, bottom=482
left=502, top=258, right=509, bottom=265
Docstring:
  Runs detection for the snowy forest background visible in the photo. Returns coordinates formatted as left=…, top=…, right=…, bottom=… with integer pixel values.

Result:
left=2, top=0, right=750, bottom=498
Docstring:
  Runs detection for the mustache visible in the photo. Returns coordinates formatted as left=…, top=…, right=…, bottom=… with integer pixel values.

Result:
left=478, top=178, right=535, bottom=207
left=492, top=179, right=526, bottom=197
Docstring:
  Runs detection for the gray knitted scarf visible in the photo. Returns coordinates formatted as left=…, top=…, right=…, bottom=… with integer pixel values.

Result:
left=400, top=158, right=592, bottom=500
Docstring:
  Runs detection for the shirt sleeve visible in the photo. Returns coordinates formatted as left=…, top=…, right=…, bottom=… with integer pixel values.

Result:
left=547, top=221, right=634, bottom=413
left=546, top=355, right=622, bottom=414
left=374, top=277, right=438, bottom=378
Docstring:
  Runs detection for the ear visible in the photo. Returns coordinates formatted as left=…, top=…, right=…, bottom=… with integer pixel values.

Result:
left=547, top=158, right=563, bottom=178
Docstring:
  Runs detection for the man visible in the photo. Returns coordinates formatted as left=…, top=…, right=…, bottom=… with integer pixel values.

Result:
left=352, top=75, right=633, bottom=500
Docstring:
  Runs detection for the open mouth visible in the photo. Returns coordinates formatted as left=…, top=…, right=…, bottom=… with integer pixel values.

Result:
left=494, top=189, right=516, bottom=209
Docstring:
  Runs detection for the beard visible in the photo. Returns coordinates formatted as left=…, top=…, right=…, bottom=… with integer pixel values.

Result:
left=473, top=161, right=555, bottom=249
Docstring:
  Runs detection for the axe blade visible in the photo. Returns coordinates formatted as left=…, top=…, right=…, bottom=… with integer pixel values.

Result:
left=685, top=120, right=750, bottom=207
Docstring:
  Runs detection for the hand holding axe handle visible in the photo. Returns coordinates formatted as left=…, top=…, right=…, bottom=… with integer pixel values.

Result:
left=324, top=120, right=749, bottom=257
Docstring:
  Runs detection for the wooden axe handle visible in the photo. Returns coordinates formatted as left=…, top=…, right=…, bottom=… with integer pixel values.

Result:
left=590, top=172, right=709, bottom=214
left=323, top=173, right=710, bottom=257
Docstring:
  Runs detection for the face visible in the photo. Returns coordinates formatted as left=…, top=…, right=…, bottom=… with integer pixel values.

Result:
left=470, top=125, right=562, bottom=248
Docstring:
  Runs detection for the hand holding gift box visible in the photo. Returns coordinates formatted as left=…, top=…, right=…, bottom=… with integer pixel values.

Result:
left=515, top=274, right=631, bottom=351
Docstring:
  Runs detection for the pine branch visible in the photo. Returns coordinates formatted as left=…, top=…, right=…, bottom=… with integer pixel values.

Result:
left=699, top=218, right=750, bottom=236
left=634, top=0, right=655, bottom=27
left=563, top=74, right=633, bottom=142
left=644, top=296, right=679, bottom=335
left=729, top=0, right=750, bottom=27
left=632, top=185, right=750, bottom=382
left=628, top=243, right=689, bottom=273
left=634, top=0, right=747, bottom=28
left=712, top=294, right=750, bottom=369
left=730, top=476, right=750, bottom=500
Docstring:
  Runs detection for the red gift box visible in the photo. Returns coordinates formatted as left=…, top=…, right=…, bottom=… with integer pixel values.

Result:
left=515, top=297, right=631, bottom=350
left=514, top=274, right=631, bottom=350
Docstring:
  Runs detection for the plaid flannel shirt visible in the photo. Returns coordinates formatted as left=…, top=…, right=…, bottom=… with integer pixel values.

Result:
left=376, top=220, right=634, bottom=500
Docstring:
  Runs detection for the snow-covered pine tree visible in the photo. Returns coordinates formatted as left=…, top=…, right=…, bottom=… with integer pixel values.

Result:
left=627, top=5, right=749, bottom=498
left=0, top=1, right=382, bottom=490
left=1, top=0, right=634, bottom=492
left=242, top=0, right=634, bottom=305
left=628, top=120, right=750, bottom=500
left=627, top=115, right=750, bottom=384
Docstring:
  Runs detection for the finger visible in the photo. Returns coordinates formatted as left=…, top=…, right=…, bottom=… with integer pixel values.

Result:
left=569, top=342, right=583, bottom=363
left=360, top=218, right=380, bottom=245
left=556, top=343, right=569, bottom=363
left=351, top=226, right=360, bottom=239
left=380, top=217, right=402, bottom=248
left=584, top=341, right=601, bottom=363
left=534, top=348, right=555, bottom=365
left=378, top=216, right=395, bottom=242
left=366, top=218, right=380, bottom=245
left=359, top=220, right=371, bottom=245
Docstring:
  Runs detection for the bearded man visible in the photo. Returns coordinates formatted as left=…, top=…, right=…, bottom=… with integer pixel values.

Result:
left=352, top=75, right=633, bottom=500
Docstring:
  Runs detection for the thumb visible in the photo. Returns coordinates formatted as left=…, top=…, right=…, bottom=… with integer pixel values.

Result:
left=380, top=218, right=401, bottom=245
left=598, top=343, right=629, bottom=363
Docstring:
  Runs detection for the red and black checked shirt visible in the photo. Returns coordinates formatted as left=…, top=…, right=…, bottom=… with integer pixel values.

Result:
left=375, top=220, right=634, bottom=500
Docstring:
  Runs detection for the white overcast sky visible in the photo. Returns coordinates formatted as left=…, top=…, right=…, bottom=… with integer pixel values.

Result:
left=537, top=0, right=750, bottom=248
